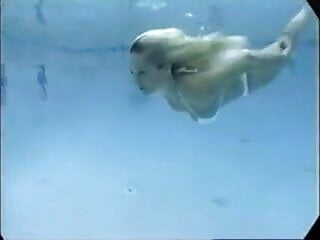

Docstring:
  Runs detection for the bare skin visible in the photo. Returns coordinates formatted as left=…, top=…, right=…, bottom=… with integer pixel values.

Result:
left=129, top=6, right=312, bottom=122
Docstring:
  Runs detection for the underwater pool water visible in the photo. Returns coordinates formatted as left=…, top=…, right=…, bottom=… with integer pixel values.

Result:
left=1, top=0, right=319, bottom=239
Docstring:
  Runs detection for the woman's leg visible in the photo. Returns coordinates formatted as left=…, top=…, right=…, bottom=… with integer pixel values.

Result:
left=245, top=5, right=312, bottom=92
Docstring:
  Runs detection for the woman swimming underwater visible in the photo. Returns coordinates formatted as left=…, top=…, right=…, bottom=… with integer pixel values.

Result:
left=129, top=5, right=313, bottom=123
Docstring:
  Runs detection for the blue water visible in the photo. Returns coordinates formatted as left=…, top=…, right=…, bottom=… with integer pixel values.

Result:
left=1, top=0, right=318, bottom=239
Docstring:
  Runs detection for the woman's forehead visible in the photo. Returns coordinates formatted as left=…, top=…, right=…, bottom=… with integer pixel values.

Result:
left=130, top=53, right=150, bottom=70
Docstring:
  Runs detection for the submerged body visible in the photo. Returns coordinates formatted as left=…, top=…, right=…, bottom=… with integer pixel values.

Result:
left=129, top=6, right=312, bottom=122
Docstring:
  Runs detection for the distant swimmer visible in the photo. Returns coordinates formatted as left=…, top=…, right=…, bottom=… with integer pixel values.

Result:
left=129, top=6, right=313, bottom=123
left=1, top=63, right=8, bottom=106
left=34, top=0, right=46, bottom=25
left=37, top=64, right=47, bottom=100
